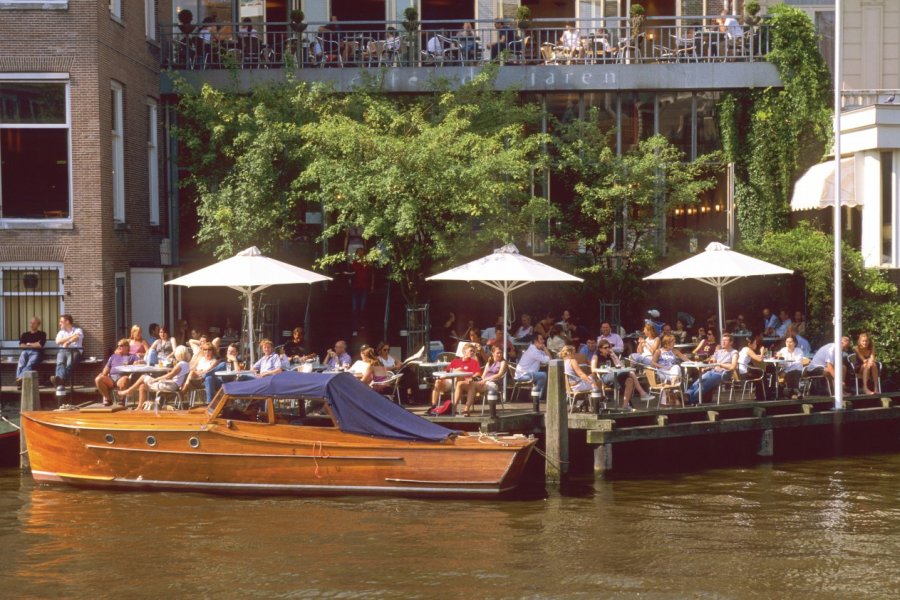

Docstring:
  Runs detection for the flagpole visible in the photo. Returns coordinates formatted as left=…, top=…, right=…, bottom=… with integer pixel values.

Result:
left=833, top=0, right=843, bottom=410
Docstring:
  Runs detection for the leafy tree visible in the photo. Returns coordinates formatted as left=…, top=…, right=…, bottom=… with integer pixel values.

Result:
left=299, top=71, right=549, bottom=304
left=174, top=78, right=321, bottom=258
left=551, top=113, right=720, bottom=302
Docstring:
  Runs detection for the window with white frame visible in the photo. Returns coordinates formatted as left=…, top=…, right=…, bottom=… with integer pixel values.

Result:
left=111, top=81, right=125, bottom=223
left=0, top=264, right=64, bottom=343
left=0, top=76, right=71, bottom=220
left=147, top=98, right=160, bottom=225
left=145, top=0, right=156, bottom=39
left=110, top=0, right=122, bottom=20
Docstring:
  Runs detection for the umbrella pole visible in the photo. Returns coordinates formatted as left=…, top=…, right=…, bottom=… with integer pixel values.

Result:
left=503, top=288, right=509, bottom=403
left=717, top=285, right=725, bottom=338
left=247, top=291, right=255, bottom=365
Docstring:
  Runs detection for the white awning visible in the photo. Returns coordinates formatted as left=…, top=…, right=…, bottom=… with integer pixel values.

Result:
left=791, top=158, right=858, bottom=211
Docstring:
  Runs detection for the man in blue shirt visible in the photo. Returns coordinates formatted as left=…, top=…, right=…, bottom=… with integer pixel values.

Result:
left=809, top=336, right=851, bottom=385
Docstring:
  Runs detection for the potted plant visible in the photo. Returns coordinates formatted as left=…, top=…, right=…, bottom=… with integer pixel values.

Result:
left=515, top=5, right=532, bottom=32
left=401, top=7, right=420, bottom=66
left=743, top=1, right=762, bottom=29
left=289, top=9, right=306, bottom=33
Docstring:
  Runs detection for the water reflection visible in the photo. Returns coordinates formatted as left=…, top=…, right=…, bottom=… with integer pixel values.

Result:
left=2, top=454, right=900, bottom=597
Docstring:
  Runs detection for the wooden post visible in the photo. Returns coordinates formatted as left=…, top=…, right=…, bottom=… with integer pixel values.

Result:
left=544, top=359, right=568, bottom=484
left=757, top=428, right=774, bottom=457
left=20, top=371, right=38, bottom=470
left=594, top=444, right=613, bottom=474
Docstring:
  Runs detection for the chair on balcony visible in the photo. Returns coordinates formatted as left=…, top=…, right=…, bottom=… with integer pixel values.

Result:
left=507, top=36, right=530, bottom=64
left=317, top=37, right=343, bottom=67
left=616, top=32, right=645, bottom=64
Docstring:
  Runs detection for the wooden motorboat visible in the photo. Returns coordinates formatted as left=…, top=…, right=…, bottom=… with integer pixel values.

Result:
left=22, top=372, right=535, bottom=497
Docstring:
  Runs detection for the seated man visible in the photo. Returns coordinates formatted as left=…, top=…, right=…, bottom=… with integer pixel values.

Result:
left=283, top=326, right=316, bottom=363
left=597, top=321, right=624, bottom=354
left=514, top=334, right=551, bottom=400
left=322, top=340, right=352, bottom=371
left=95, top=338, right=141, bottom=406
left=16, top=316, right=47, bottom=385
left=774, top=309, right=793, bottom=338
left=809, top=336, right=851, bottom=390
left=252, top=339, right=283, bottom=377
left=686, top=333, right=738, bottom=405
left=51, top=313, right=83, bottom=389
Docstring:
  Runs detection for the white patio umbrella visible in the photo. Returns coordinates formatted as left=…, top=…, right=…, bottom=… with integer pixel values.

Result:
left=644, top=242, right=792, bottom=336
left=426, top=243, right=583, bottom=379
left=166, top=247, right=331, bottom=363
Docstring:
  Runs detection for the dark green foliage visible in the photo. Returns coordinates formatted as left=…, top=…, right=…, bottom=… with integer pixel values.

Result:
left=718, top=5, right=832, bottom=244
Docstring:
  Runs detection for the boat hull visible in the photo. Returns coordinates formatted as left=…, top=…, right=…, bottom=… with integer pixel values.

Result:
left=22, top=411, right=535, bottom=498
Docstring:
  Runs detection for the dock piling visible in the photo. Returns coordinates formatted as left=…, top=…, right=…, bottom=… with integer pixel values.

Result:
left=20, top=371, right=37, bottom=470
left=544, top=360, right=568, bottom=484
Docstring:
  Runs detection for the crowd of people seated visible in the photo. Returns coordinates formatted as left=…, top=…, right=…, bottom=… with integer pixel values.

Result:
left=22, top=300, right=878, bottom=414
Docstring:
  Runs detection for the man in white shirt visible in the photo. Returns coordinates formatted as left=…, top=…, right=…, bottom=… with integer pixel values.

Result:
left=514, top=334, right=551, bottom=398
left=597, top=321, right=624, bottom=354
left=810, top=336, right=851, bottom=386
left=51, top=313, right=84, bottom=388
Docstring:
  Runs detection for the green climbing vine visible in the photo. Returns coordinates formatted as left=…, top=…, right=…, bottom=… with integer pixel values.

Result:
left=718, top=4, right=832, bottom=244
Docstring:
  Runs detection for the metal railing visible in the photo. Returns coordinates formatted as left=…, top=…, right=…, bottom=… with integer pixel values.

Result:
left=842, top=90, right=900, bottom=110
left=160, top=16, right=771, bottom=71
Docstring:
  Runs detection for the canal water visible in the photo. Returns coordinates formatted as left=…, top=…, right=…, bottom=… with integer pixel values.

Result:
left=1, top=453, right=899, bottom=598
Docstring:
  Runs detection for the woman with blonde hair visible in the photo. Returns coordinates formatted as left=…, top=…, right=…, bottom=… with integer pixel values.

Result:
left=123, top=345, right=191, bottom=408
left=560, top=344, right=599, bottom=401
left=631, top=322, right=660, bottom=366
left=128, top=324, right=150, bottom=357
left=855, top=332, right=879, bottom=394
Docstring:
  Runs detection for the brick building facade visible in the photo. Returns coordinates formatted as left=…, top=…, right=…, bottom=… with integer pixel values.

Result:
left=0, top=0, right=172, bottom=368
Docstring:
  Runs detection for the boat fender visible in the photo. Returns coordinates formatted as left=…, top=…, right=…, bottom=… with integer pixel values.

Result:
left=226, top=419, right=234, bottom=429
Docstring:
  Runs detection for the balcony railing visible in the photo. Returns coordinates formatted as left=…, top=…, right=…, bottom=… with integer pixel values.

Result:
left=842, top=90, right=900, bottom=111
left=161, top=16, right=770, bottom=71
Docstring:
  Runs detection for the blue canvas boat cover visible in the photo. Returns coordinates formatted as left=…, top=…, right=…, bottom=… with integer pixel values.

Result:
left=221, top=371, right=456, bottom=442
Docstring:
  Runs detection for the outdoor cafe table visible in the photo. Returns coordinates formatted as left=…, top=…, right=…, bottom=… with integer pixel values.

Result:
left=678, top=360, right=715, bottom=395
left=592, top=366, right=635, bottom=406
left=431, top=370, right=475, bottom=416
left=763, top=358, right=790, bottom=398
left=116, top=365, right=170, bottom=378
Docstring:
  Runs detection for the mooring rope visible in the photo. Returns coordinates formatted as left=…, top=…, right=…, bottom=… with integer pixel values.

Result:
left=1, top=416, right=21, bottom=430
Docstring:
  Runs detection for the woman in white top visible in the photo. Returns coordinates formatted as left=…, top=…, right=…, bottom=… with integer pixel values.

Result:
left=651, top=334, right=689, bottom=383
left=631, top=322, right=659, bottom=366
left=376, top=342, right=400, bottom=371
left=776, top=335, right=804, bottom=399
left=124, top=345, right=192, bottom=409
left=737, top=334, right=766, bottom=401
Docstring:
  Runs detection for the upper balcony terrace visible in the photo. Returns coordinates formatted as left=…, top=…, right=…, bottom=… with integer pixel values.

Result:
left=160, top=16, right=782, bottom=94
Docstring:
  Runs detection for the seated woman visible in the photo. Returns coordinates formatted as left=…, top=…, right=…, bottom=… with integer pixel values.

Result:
left=691, top=328, right=717, bottom=360
left=456, top=345, right=507, bottom=416
left=592, top=341, right=652, bottom=411
left=376, top=341, right=400, bottom=371
left=464, top=327, right=489, bottom=364
left=629, top=322, right=660, bottom=366
left=737, top=334, right=766, bottom=401
left=560, top=345, right=599, bottom=410
left=356, top=347, right=392, bottom=394
left=146, top=325, right=176, bottom=366
left=776, top=335, right=804, bottom=399
left=854, top=332, right=879, bottom=394
left=95, top=338, right=141, bottom=406
left=650, top=334, right=689, bottom=383
left=127, top=325, right=150, bottom=358
left=122, top=345, right=191, bottom=409
left=428, top=343, right=481, bottom=415
left=186, top=342, right=225, bottom=403
left=546, top=325, right=568, bottom=356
